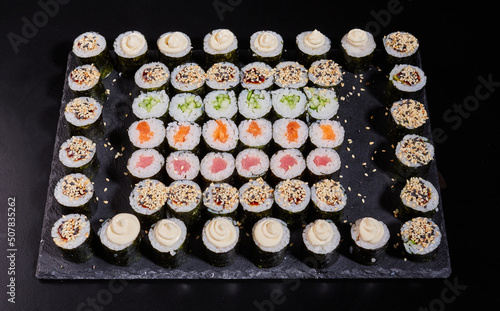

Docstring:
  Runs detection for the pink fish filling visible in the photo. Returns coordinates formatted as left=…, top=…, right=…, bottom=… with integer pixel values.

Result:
left=135, top=155, right=154, bottom=169
left=241, top=156, right=261, bottom=171
left=279, top=155, right=298, bottom=172
left=313, top=155, right=332, bottom=167
left=173, top=159, right=191, bottom=174
left=210, top=157, right=227, bottom=173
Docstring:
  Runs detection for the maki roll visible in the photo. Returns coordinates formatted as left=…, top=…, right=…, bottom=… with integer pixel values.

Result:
left=54, top=173, right=94, bottom=215
left=157, top=31, right=193, bottom=70
left=401, top=217, right=441, bottom=262
left=170, top=62, right=206, bottom=96
left=165, top=151, right=200, bottom=181
left=306, top=148, right=341, bottom=181
left=388, top=64, right=427, bottom=100
left=169, top=93, right=204, bottom=123
left=350, top=217, right=390, bottom=265
left=127, top=118, right=165, bottom=150
left=309, top=120, right=344, bottom=149
left=272, top=119, right=308, bottom=150
left=72, top=31, right=112, bottom=78
left=200, top=152, right=235, bottom=184
left=239, top=178, right=274, bottom=225
left=204, top=90, right=238, bottom=120
left=165, top=121, right=201, bottom=152
left=340, top=28, right=376, bottom=73
left=273, top=61, right=308, bottom=89
left=394, top=134, right=434, bottom=179
left=205, top=62, right=240, bottom=92
left=58, top=136, right=98, bottom=177
left=203, top=29, right=238, bottom=66
left=270, top=149, right=306, bottom=181
left=383, top=31, right=419, bottom=65
left=64, top=97, right=104, bottom=139
left=308, top=59, right=343, bottom=91
left=304, top=87, right=339, bottom=121
left=302, top=219, right=341, bottom=268
left=235, top=148, right=269, bottom=181
left=203, top=183, right=239, bottom=219
left=251, top=217, right=290, bottom=268
left=129, top=179, right=168, bottom=227
left=250, top=30, right=284, bottom=66
left=296, top=29, right=331, bottom=66
left=113, top=30, right=148, bottom=76
left=399, top=177, right=439, bottom=220
left=126, top=148, right=165, bottom=181
left=68, top=64, right=104, bottom=100
left=51, top=213, right=93, bottom=263
left=166, top=180, right=202, bottom=226
left=148, top=218, right=188, bottom=268
left=202, top=118, right=239, bottom=153
left=238, top=119, right=273, bottom=150
left=98, top=213, right=142, bottom=266
left=240, top=62, right=274, bottom=91
left=134, top=62, right=170, bottom=93
left=389, top=99, right=428, bottom=140
left=271, top=88, right=307, bottom=120
left=132, top=90, right=169, bottom=120
left=310, top=179, right=347, bottom=222
left=202, top=217, right=239, bottom=267
left=238, top=89, right=272, bottom=120
left=274, top=179, right=310, bottom=227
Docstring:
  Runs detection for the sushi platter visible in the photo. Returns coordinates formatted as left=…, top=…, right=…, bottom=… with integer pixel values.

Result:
left=36, top=29, right=451, bottom=279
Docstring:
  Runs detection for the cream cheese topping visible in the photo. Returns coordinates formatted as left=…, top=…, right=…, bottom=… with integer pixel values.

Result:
left=209, top=29, right=235, bottom=51
left=154, top=219, right=182, bottom=247
left=346, top=28, right=368, bottom=47
left=121, top=32, right=146, bottom=56
left=358, top=217, right=384, bottom=244
left=105, top=213, right=140, bottom=245
left=254, top=32, right=279, bottom=53
left=254, top=218, right=283, bottom=247
left=304, top=30, right=326, bottom=49
left=205, top=217, right=237, bottom=248
left=306, top=219, right=333, bottom=246
left=158, top=32, right=189, bottom=54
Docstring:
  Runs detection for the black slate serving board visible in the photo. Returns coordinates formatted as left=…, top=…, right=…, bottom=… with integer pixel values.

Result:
left=36, top=48, right=451, bottom=279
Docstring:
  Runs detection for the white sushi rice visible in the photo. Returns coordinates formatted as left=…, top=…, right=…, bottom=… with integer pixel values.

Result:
left=202, top=217, right=239, bottom=254
left=389, top=64, right=427, bottom=93
left=304, top=87, right=339, bottom=120
left=169, top=93, right=204, bottom=122
left=72, top=31, right=107, bottom=58
left=157, top=31, right=192, bottom=58
left=235, top=148, right=269, bottom=178
left=134, top=62, right=170, bottom=90
left=238, top=119, right=273, bottom=148
left=127, top=148, right=164, bottom=179
left=351, top=218, right=390, bottom=250
left=54, top=173, right=94, bottom=207
left=202, top=118, right=238, bottom=151
left=270, top=149, right=306, bottom=180
left=58, top=136, right=96, bottom=168
left=203, top=183, right=239, bottom=215
left=238, top=89, right=272, bottom=119
left=128, top=118, right=165, bottom=149
left=129, top=179, right=167, bottom=215
left=252, top=217, right=290, bottom=253
left=200, top=152, right=235, bottom=182
left=170, top=62, right=206, bottom=92
left=98, top=216, right=139, bottom=251
left=64, top=97, right=102, bottom=127
left=240, top=62, right=274, bottom=90
left=395, top=134, right=434, bottom=167
left=68, top=64, right=100, bottom=92
left=51, top=213, right=91, bottom=249
left=132, top=90, right=169, bottom=119
left=273, top=118, right=308, bottom=149
left=296, top=31, right=331, bottom=56
left=302, top=219, right=340, bottom=255
left=309, top=120, right=344, bottom=148
left=206, top=62, right=240, bottom=90
left=113, top=31, right=148, bottom=58
left=340, top=29, right=376, bottom=58
left=204, top=90, right=238, bottom=119
left=308, top=59, right=343, bottom=88
left=203, top=29, right=238, bottom=55
left=165, top=121, right=201, bottom=151
left=250, top=30, right=283, bottom=58
left=148, top=218, right=187, bottom=255
left=271, top=88, right=307, bottom=118
left=383, top=31, right=419, bottom=58
left=400, top=177, right=439, bottom=213
left=401, top=217, right=441, bottom=255
left=165, top=151, right=200, bottom=180
left=311, top=179, right=347, bottom=212
left=274, top=179, right=311, bottom=213
left=306, top=148, right=341, bottom=176
left=239, top=179, right=274, bottom=213
left=167, top=180, right=202, bottom=213
left=273, top=62, right=308, bottom=89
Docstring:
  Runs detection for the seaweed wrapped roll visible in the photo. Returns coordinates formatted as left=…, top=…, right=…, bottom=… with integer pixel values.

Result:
left=204, top=90, right=238, bottom=120
left=350, top=217, right=390, bottom=265
left=302, top=219, right=340, bottom=268
left=170, top=63, right=206, bottom=96
left=202, top=118, right=239, bottom=153
left=340, top=28, right=376, bottom=73
left=206, top=62, right=240, bottom=92
left=304, top=87, right=339, bottom=121
left=274, top=61, right=308, bottom=89
left=240, top=62, right=274, bottom=91
left=383, top=31, right=419, bottom=65
left=400, top=217, right=441, bottom=262
left=399, top=177, right=439, bottom=220
left=165, top=151, right=200, bottom=181
left=54, top=173, right=94, bottom=215
left=308, top=59, right=343, bottom=91
left=200, top=152, right=235, bottom=184
left=166, top=180, right=202, bottom=226
left=113, top=31, right=148, bottom=76
left=165, top=121, right=201, bottom=152
left=251, top=217, right=290, bottom=268
left=309, top=120, right=344, bottom=149
left=388, top=64, right=427, bottom=100
left=310, top=179, right=347, bottom=222
left=394, top=134, right=434, bottom=179
left=250, top=30, right=283, bottom=66
left=238, top=89, right=272, bottom=119
left=132, top=90, right=169, bottom=120
left=238, top=119, right=273, bottom=150
left=270, top=149, right=306, bottom=181
left=203, top=29, right=238, bottom=66
left=157, top=31, right=193, bottom=70
left=235, top=148, right=269, bottom=181
left=169, top=93, right=204, bottom=123
left=129, top=179, right=168, bottom=227
left=148, top=218, right=188, bottom=268
left=51, top=213, right=93, bottom=263
left=202, top=217, right=239, bottom=266
left=72, top=31, right=112, bottom=78
left=128, top=118, right=165, bottom=150
left=296, top=30, right=331, bottom=66
left=273, top=119, right=308, bottom=150
left=64, top=97, right=104, bottom=139
left=134, top=62, right=170, bottom=93
left=68, top=64, right=104, bottom=100
left=274, top=179, right=310, bottom=227
left=203, top=183, right=239, bottom=219
left=239, top=178, right=274, bottom=225
left=59, top=136, right=98, bottom=177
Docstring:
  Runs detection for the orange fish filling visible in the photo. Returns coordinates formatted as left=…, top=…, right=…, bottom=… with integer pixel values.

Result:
left=286, top=121, right=300, bottom=142
left=137, top=121, right=154, bottom=143
left=319, top=124, right=336, bottom=141
left=174, top=125, right=191, bottom=143
left=212, top=120, right=229, bottom=143
left=246, top=120, right=262, bottom=137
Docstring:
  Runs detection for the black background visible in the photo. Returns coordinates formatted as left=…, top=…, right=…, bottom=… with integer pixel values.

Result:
left=0, top=0, right=499, bottom=310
